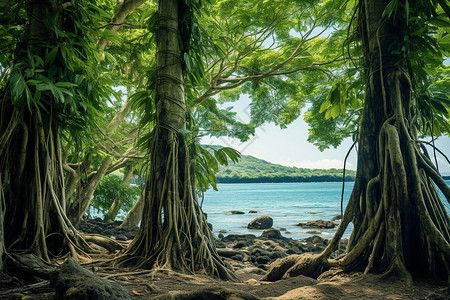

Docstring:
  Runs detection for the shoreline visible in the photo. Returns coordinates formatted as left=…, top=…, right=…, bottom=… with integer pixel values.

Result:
left=216, top=177, right=356, bottom=184
left=217, top=176, right=450, bottom=184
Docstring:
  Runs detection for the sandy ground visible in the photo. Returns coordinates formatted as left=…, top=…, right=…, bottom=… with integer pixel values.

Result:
left=1, top=220, right=448, bottom=299
left=1, top=254, right=448, bottom=299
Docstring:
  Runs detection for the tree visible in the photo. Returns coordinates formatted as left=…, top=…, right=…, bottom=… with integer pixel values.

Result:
left=0, top=0, right=110, bottom=263
left=119, top=0, right=235, bottom=279
left=62, top=0, right=155, bottom=226
left=263, top=0, right=450, bottom=283
left=118, top=0, right=346, bottom=228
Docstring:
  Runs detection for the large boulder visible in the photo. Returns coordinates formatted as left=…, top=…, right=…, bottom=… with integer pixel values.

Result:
left=261, top=228, right=282, bottom=239
left=53, top=257, right=130, bottom=300
left=295, top=220, right=336, bottom=229
left=248, top=216, right=273, bottom=229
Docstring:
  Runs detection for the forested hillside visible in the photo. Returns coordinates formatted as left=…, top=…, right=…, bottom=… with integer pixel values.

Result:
left=217, top=154, right=356, bottom=183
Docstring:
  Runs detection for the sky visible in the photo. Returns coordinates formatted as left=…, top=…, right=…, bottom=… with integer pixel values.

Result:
left=201, top=95, right=450, bottom=175
left=200, top=21, right=450, bottom=176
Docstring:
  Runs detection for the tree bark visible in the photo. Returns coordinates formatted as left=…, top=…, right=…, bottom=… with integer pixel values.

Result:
left=0, top=185, right=5, bottom=271
left=119, top=193, right=143, bottom=229
left=0, top=0, right=89, bottom=262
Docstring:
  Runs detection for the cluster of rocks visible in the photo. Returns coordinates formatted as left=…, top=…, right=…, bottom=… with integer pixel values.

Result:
left=215, top=232, right=348, bottom=273
left=222, top=213, right=342, bottom=233
left=79, top=218, right=139, bottom=241
left=212, top=213, right=347, bottom=273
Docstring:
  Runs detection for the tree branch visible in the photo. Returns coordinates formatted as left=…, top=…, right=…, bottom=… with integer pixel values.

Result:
left=97, top=0, right=148, bottom=50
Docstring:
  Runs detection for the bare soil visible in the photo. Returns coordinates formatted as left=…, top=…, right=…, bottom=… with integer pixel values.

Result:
left=1, top=220, right=448, bottom=299
left=1, top=248, right=448, bottom=299
left=1, top=262, right=448, bottom=299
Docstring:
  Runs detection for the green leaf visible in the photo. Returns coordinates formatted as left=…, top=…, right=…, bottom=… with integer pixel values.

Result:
left=184, top=53, right=193, bottom=72
left=221, top=147, right=241, bottom=163
left=214, top=148, right=228, bottom=166
left=54, top=82, right=78, bottom=89
left=10, top=69, right=26, bottom=104
left=147, top=12, right=159, bottom=33
left=100, top=29, right=121, bottom=45
left=430, top=97, right=449, bottom=115
left=201, top=147, right=219, bottom=172
left=45, top=47, right=59, bottom=64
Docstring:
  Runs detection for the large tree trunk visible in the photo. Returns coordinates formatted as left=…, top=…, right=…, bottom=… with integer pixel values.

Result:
left=331, top=0, right=450, bottom=281
left=120, top=0, right=234, bottom=280
left=104, top=165, right=134, bottom=223
left=264, top=0, right=450, bottom=283
left=0, top=0, right=88, bottom=262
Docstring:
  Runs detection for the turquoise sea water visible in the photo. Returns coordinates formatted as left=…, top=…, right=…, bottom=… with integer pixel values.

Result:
left=202, top=181, right=450, bottom=241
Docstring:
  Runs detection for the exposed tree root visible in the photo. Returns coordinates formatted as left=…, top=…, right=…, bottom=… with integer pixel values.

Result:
left=263, top=69, right=450, bottom=283
left=0, top=106, right=93, bottom=263
left=117, top=129, right=235, bottom=280
left=82, top=234, right=126, bottom=253
left=261, top=254, right=338, bottom=282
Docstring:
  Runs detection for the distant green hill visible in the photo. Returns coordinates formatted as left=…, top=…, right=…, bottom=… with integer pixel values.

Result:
left=216, top=153, right=356, bottom=183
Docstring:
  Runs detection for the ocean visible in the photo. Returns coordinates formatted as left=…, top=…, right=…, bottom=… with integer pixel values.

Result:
left=202, top=181, right=450, bottom=241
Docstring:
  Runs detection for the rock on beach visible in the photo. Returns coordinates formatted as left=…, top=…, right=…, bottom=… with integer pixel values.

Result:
left=332, top=214, right=342, bottom=222
left=261, top=228, right=282, bottom=239
left=295, top=220, right=336, bottom=229
left=248, top=216, right=273, bottom=229
left=225, top=210, right=245, bottom=215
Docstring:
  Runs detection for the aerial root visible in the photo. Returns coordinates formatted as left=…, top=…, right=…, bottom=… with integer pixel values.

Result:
left=364, top=221, right=385, bottom=274
left=118, top=129, right=236, bottom=281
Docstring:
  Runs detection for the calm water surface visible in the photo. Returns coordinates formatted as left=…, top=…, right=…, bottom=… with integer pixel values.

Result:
left=202, top=181, right=450, bottom=241
left=202, top=182, right=354, bottom=240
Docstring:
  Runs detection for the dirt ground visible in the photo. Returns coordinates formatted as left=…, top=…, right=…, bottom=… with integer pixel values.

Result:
left=1, top=220, right=449, bottom=299
left=1, top=257, right=448, bottom=299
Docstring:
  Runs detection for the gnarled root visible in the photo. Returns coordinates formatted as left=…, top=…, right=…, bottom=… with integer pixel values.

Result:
left=82, top=234, right=126, bottom=253
left=261, top=254, right=337, bottom=282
